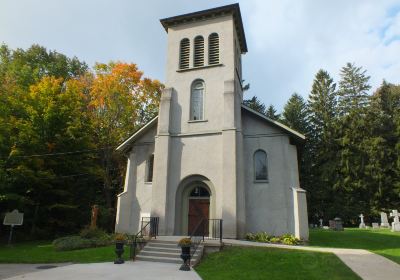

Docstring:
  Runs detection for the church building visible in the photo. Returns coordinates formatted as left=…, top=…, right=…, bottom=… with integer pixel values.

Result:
left=115, top=4, right=309, bottom=240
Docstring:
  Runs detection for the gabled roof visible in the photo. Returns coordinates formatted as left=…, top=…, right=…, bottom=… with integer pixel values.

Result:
left=241, top=104, right=306, bottom=142
left=116, top=116, right=158, bottom=153
left=160, top=3, right=247, bottom=53
left=116, top=105, right=305, bottom=153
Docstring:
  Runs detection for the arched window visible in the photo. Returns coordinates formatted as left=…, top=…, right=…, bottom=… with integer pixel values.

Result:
left=146, top=154, right=154, bottom=182
left=190, top=80, right=204, bottom=120
left=194, top=36, right=204, bottom=67
left=208, top=33, right=219, bottom=65
left=179, top=38, right=190, bottom=69
left=254, top=150, right=268, bottom=181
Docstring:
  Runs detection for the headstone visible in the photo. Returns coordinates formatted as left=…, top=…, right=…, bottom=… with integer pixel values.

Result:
left=359, top=214, right=366, bottom=229
left=380, top=212, right=390, bottom=228
left=319, top=218, right=323, bottom=228
left=329, top=217, right=343, bottom=231
left=323, top=226, right=329, bottom=230
left=3, top=209, right=24, bottom=245
left=372, top=223, right=379, bottom=229
left=390, top=210, right=400, bottom=232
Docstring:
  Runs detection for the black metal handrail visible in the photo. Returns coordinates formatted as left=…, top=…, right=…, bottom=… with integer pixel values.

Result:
left=189, top=218, right=223, bottom=262
left=130, top=217, right=159, bottom=259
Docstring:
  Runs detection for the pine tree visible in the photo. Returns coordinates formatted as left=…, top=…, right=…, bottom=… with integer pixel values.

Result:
left=306, top=70, right=339, bottom=220
left=338, top=63, right=371, bottom=115
left=281, top=93, right=308, bottom=134
left=265, top=105, right=280, bottom=120
left=243, top=96, right=266, bottom=115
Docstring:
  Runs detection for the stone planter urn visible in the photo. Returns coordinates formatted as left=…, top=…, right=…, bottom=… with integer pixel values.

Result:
left=178, top=238, right=192, bottom=271
left=114, top=234, right=126, bottom=264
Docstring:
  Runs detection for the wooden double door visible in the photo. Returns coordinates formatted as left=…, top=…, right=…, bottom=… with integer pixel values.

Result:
left=188, top=199, right=209, bottom=236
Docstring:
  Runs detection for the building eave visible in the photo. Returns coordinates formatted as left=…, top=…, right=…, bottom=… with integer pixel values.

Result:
left=241, top=105, right=306, bottom=142
left=160, top=3, right=247, bottom=53
left=116, top=116, right=158, bottom=153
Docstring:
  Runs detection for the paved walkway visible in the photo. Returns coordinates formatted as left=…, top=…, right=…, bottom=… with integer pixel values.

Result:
left=0, top=263, right=71, bottom=280
left=224, top=239, right=400, bottom=280
left=1, top=261, right=201, bottom=280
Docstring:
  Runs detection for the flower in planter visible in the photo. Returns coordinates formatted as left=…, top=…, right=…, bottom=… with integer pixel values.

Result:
left=178, top=237, right=192, bottom=247
left=115, top=233, right=127, bottom=242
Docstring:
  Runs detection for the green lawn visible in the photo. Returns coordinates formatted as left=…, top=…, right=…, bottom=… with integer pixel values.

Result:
left=0, top=241, right=129, bottom=263
left=195, top=246, right=361, bottom=280
left=309, top=228, right=400, bottom=264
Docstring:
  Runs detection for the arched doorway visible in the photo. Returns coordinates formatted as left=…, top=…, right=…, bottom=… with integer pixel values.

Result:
left=188, top=185, right=210, bottom=235
left=174, top=175, right=215, bottom=236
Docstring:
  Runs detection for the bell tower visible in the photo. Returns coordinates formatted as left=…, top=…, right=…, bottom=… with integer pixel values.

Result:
left=152, top=4, right=248, bottom=238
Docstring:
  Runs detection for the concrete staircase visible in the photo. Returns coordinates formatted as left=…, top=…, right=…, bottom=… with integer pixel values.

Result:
left=135, top=239, right=203, bottom=265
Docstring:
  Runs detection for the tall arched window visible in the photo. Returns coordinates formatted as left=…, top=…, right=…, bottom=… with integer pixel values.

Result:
left=179, top=38, right=190, bottom=69
left=194, top=36, right=204, bottom=67
left=208, top=33, right=219, bottom=65
left=254, top=150, right=268, bottom=181
left=190, top=80, right=204, bottom=120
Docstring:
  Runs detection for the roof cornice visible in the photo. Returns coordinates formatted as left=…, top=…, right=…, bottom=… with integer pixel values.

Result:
left=160, top=3, right=247, bottom=53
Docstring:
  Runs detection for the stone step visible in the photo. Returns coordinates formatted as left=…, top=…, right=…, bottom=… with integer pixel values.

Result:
left=143, top=246, right=181, bottom=253
left=139, top=250, right=200, bottom=258
left=147, top=242, right=179, bottom=249
left=136, top=255, right=182, bottom=264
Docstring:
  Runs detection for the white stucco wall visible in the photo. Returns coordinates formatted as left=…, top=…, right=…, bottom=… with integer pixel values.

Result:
left=242, top=109, right=308, bottom=239
left=115, top=126, right=156, bottom=233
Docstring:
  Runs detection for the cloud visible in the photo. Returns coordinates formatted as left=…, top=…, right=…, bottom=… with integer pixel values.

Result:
left=0, top=0, right=399, bottom=110
left=241, top=0, right=400, bottom=109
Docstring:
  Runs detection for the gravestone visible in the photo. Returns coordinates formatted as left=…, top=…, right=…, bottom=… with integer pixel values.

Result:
left=359, top=214, right=366, bottom=228
left=3, top=209, right=24, bottom=245
left=329, top=217, right=343, bottom=231
left=380, top=212, right=390, bottom=228
left=372, top=223, right=379, bottom=229
left=319, top=219, right=323, bottom=228
left=390, top=210, right=400, bottom=232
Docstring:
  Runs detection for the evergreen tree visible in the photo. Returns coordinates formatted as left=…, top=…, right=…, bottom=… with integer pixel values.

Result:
left=338, top=63, right=371, bottom=115
left=281, top=93, right=308, bottom=134
left=243, top=96, right=266, bottom=115
left=265, top=105, right=280, bottom=120
left=306, top=70, right=339, bottom=220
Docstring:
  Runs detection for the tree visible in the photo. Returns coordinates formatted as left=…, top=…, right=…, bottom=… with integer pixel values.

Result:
left=281, top=93, right=308, bottom=134
left=306, top=70, right=338, bottom=220
left=338, top=62, right=371, bottom=115
left=88, top=62, right=163, bottom=221
left=265, top=105, right=280, bottom=120
left=243, top=96, right=266, bottom=115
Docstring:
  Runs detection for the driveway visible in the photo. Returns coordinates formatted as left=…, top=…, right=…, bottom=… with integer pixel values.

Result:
left=1, top=261, right=202, bottom=280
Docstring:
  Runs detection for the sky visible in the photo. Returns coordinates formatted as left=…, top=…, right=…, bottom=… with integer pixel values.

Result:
left=1, top=0, right=400, bottom=110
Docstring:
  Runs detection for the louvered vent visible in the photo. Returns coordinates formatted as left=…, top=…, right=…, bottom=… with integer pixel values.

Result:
left=194, top=36, right=204, bottom=67
left=208, top=33, right=219, bottom=65
left=179, top=38, right=190, bottom=69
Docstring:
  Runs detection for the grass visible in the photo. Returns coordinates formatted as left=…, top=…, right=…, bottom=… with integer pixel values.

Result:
left=195, top=246, right=361, bottom=280
left=309, top=228, right=400, bottom=264
left=0, top=241, right=129, bottom=263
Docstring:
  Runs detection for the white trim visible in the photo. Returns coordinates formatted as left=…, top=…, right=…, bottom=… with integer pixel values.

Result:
left=241, top=105, right=305, bottom=141
left=116, top=116, right=158, bottom=151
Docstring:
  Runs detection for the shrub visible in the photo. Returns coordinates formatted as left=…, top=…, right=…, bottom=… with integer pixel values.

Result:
left=80, top=227, right=109, bottom=239
left=245, top=232, right=300, bottom=245
left=281, top=234, right=299, bottom=245
left=53, top=236, right=93, bottom=251
left=269, top=237, right=281, bottom=243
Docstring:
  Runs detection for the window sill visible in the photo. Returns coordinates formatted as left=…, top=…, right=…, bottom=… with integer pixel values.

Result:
left=144, top=181, right=153, bottom=185
left=188, top=119, right=208, bottom=123
left=177, top=63, right=223, bottom=72
left=254, top=180, right=269, bottom=184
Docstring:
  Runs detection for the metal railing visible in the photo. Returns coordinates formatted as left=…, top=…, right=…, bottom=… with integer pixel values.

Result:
left=130, top=217, right=159, bottom=259
left=189, top=218, right=223, bottom=262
